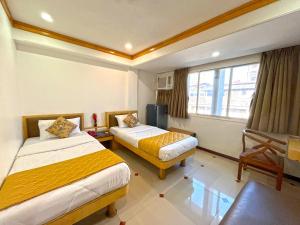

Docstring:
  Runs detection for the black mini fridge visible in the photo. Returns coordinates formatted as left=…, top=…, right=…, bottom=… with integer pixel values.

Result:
left=146, top=104, right=168, bottom=129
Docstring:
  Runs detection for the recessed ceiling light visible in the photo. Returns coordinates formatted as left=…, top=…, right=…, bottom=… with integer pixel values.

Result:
left=125, top=42, right=133, bottom=51
left=212, top=51, right=220, bottom=57
left=41, top=12, right=53, bottom=23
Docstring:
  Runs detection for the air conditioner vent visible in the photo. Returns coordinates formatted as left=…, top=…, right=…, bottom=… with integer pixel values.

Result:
left=157, top=72, right=173, bottom=90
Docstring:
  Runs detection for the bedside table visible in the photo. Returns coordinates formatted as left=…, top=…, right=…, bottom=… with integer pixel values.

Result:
left=95, top=132, right=113, bottom=148
left=168, top=127, right=196, bottom=137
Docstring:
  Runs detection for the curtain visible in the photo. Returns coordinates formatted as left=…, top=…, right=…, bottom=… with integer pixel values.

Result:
left=169, top=68, right=189, bottom=118
left=247, top=46, right=300, bottom=135
left=157, top=89, right=172, bottom=107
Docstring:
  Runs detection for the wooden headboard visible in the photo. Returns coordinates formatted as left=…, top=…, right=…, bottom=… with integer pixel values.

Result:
left=105, top=110, right=138, bottom=128
left=22, top=113, right=84, bottom=140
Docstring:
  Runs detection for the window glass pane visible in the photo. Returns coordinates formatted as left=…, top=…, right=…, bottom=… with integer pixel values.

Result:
left=228, top=64, right=259, bottom=118
left=197, top=70, right=215, bottom=115
left=215, top=68, right=231, bottom=116
left=188, top=73, right=199, bottom=113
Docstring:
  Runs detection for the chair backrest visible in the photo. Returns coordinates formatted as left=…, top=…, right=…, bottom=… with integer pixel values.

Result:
left=242, top=129, right=287, bottom=154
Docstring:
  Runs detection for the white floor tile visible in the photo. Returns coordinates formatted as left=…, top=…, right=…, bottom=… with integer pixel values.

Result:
left=76, top=149, right=300, bottom=225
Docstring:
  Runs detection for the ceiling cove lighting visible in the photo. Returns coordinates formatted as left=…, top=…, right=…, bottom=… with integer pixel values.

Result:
left=212, top=51, right=220, bottom=57
left=125, top=42, right=133, bottom=51
left=41, top=12, right=53, bottom=23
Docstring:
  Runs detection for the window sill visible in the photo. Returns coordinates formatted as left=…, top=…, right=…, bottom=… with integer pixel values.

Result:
left=188, top=113, right=248, bottom=124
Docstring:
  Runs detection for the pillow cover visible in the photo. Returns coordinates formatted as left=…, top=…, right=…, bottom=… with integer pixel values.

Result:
left=115, top=114, right=129, bottom=128
left=46, top=117, right=77, bottom=138
left=123, top=114, right=139, bottom=128
left=132, top=113, right=140, bottom=125
left=115, top=113, right=139, bottom=128
left=38, top=117, right=81, bottom=140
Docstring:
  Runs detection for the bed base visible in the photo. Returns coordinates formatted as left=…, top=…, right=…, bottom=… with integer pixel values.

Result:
left=112, top=136, right=195, bottom=179
left=45, top=185, right=128, bottom=225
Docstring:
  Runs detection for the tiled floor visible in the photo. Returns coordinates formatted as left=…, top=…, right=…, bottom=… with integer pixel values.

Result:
left=76, top=149, right=300, bottom=225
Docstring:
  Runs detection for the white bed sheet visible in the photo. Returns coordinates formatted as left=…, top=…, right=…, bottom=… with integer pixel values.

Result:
left=0, top=132, right=130, bottom=225
left=110, top=125, right=198, bottom=161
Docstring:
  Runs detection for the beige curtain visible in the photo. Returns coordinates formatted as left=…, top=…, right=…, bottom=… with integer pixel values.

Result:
left=156, top=90, right=172, bottom=107
left=156, top=68, right=189, bottom=118
left=169, top=68, right=189, bottom=118
left=247, top=46, right=300, bottom=135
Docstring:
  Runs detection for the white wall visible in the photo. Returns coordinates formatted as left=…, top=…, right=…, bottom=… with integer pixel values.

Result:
left=126, top=69, right=138, bottom=110
left=16, top=51, right=137, bottom=127
left=0, top=5, right=22, bottom=186
left=169, top=116, right=246, bottom=158
left=137, top=70, right=156, bottom=123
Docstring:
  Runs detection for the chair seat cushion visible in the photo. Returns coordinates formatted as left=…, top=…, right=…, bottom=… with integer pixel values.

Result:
left=220, top=181, right=300, bottom=225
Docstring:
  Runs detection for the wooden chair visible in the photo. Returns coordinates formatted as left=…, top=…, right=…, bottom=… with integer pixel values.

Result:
left=237, top=129, right=287, bottom=191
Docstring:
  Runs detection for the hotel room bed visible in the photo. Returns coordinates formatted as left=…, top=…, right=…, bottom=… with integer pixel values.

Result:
left=106, top=110, right=198, bottom=179
left=110, top=125, right=198, bottom=161
left=0, top=113, right=130, bottom=225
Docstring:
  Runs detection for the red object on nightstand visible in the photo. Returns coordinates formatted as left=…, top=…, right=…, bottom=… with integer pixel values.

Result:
left=92, top=113, right=97, bottom=127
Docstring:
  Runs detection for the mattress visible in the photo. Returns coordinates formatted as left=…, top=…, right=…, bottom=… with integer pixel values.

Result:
left=110, top=125, right=198, bottom=161
left=0, top=132, right=130, bottom=225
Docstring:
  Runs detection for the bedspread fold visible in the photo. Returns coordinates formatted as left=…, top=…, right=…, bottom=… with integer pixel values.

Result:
left=138, top=132, right=189, bottom=158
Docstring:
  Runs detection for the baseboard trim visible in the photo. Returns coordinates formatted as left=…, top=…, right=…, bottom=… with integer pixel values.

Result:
left=196, top=146, right=300, bottom=183
left=196, top=146, right=239, bottom=162
left=284, top=174, right=300, bottom=183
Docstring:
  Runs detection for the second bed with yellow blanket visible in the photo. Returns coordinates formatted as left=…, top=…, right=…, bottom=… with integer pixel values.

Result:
left=107, top=111, right=198, bottom=179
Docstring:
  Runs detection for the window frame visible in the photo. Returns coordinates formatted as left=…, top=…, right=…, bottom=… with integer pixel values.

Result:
left=188, top=62, right=259, bottom=121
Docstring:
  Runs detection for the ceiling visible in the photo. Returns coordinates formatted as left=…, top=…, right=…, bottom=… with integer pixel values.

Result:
left=8, top=0, right=249, bottom=54
left=136, top=10, right=300, bottom=73
left=6, top=0, right=300, bottom=73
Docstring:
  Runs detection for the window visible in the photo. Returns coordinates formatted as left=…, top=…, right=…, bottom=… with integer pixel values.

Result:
left=187, top=63, right=259, bottom=119
left=197, top=70, right=215, bottom=115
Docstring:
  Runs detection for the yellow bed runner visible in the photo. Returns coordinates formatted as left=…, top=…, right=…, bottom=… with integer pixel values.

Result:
left=138, top=132, right=189, bottom=158
left=0, top=149, right=124, bottom=210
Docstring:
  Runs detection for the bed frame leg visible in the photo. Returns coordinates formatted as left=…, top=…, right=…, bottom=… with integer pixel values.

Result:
left=180, top=159, right=186, bottom=167
left=106, top=202, right=117, bottom=217
left=159, top=169, right=166, bottom=180
left=111, top=140, right=119, bottom=151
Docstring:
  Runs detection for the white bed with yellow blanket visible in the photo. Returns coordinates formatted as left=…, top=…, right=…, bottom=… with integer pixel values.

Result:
left=110, top=125, right=198, bottom=161
left=0, top=114, right=130, bottom=225
left=106, top=110, right=198, bottom=179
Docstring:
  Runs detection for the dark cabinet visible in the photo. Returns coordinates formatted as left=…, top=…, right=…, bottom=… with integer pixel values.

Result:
left=146, top=104, right=168, bottom=130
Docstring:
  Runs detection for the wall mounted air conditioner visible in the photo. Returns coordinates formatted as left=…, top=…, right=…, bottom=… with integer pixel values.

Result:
left=157, top=72, right=173, bottom=90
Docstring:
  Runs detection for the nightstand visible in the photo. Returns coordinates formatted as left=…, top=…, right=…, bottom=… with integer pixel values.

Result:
left=95, top=132, right=113, bottom=148
left=168, top=127, right=196, bottom=137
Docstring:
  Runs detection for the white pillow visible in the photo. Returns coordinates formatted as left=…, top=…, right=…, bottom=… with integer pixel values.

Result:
left=115, top=114, right=128, bottom=128
left=133, top=113, right=140, bottom=125
left=69, top=117, right=81, bottom=134
left=115, top=113, right=139, bottom=128
left=38, top=117, right=81, bottom=140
